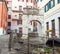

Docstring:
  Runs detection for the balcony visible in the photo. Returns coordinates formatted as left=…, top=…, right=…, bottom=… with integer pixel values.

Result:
left=23, top=8, right=39, bottom=15
left=12, top=10, right=23, bottom=14
left=12, top=17, right=22, bottom=21
left=12, top=17, right=19, bottom=20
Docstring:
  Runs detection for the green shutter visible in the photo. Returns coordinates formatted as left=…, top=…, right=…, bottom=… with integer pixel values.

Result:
left=49, top=1, right=51, bottom=9
left=58, top=0, right=60, bottom=3
left=44, top=0, right=55, bottom=12
left=44, top=6, right=46, bottom=12
left=48, top=1, right=51, bottom=10
left=51, top=0, right=55, bottom=8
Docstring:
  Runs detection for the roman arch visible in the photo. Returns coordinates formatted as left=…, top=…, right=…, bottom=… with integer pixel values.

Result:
left=22, top=15, right=44, bottom=38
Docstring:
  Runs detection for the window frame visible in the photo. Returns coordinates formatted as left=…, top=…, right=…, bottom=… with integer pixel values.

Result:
left=58, top=0, right=60, bottom=3
left=8, top=15, right=11, bottom=19
left=50, top=0, right=55, bottom=8
left=8, top=22, right=11, bottom=26
left=44, top=0, right=55, bottom=12
left=51, top=20, right=55, bottom=36
left=17, top=20, right=22, bottom=25
left=46, top=22, right=49, bottom=36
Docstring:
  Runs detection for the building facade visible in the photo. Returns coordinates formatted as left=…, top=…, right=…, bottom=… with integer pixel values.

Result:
left=11, top=0, right=37, bottom=29
left=0, top=0, right=7, bottom=35
left=7, top=0, right=12, bottom=34
left=38, top=0, right=60, bottom=37
left=23, top=8, right=43, bottom=38
left=11, top=0, right=38, bottom=37
left=6, top=0, right=44, bottom=38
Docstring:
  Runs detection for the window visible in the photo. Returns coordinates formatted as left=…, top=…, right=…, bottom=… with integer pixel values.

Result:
left=51, top=20, right=55, bottom=36
left=44, top=2, right=50, bottom=12
left=46, top=4, right=49, bottom=11
left=44, top=0, right=55, bottom=12
left=48, top=1, right=51, bottom=10
left=46, top=22, right=49, bottom=36
left=17, top=20, right=22, bottom=25
left=8, top=15, right=11, bottom=19
left=8, top=22, right=11, bottom=26
left=44, top=6, right=46, bottom=12
left=19, top=6, right=22, bottom=11
left=18, top=14, right=22, bottom=24
left=44, top=4, right=49, bottom=12
left=58, top=0, right=60, bottom=3
left=26, top=0, right=28, bottom=2
left=19, top=14, right=22, bottom=19
left=50, top=0, right=55, bottom=8
left=7, top=29, right=10, bottom=34
left=19, top=28, right=22, bottom=34
left=58, top=17, right=60, bottom=37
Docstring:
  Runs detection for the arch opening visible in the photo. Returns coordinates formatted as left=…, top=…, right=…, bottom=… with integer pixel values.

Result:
left=28, top=20, right=42, bottom=37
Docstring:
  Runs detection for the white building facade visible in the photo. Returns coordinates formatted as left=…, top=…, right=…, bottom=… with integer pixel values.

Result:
left=38, top=0, right=60, bottom=37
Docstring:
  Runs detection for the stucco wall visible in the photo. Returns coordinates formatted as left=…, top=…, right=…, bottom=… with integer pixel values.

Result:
left=0, top=2, right=7, bottom=35
left=44, top=9, right=60, bottom=37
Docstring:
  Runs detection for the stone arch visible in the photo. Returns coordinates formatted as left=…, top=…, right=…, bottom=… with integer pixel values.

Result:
left=29, top=20, right=42, bottom=25
left=28, top=15, right=43, bottom=28
left=28, top=19, right=43, bottom=37
left=29, top=18, right=43, bottom=28
left=22, top=15, right=44, bottom=38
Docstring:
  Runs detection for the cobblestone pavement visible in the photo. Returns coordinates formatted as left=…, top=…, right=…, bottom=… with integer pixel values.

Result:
left=0, top=35, right=16, bottom=54
left=1, top=48, right=16, bottom=54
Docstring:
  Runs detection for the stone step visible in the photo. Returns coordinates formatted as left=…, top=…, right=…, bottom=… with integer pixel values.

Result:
left=28, top=32, right=38, bottom=37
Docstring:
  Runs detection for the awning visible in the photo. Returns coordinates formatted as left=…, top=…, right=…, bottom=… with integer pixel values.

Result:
left=46, top=38, right=60, bottom=47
